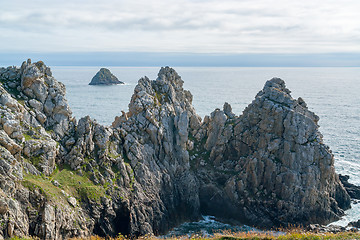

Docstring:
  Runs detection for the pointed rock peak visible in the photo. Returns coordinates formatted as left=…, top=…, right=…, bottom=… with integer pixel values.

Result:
left=255, top=77, right=294, bottom=107
left=297, top=97, right=307, bottom=108
left=263, top=77, right=291, bottom=94
left=20, top=59, right=52, bottom=75
left=89, top=68, right=124, bottom=85
left=156, top=66, right=183, bottom=89
left=119, top=67, right=197, bottom=126
left=20, top=60, right=53, bottom=90
left=157, top=66, right=179, bottom=79
left=98, top=68, right=113, bottom=75
left=223, top=102, right=235, bottom=118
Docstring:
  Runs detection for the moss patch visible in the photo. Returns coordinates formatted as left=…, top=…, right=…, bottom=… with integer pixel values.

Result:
left=23, top=164, right=108, bottom=204
left=22, top=173, right=65, bottom=202
left=51, top=165, right=108, bottom=203
left=29, top=155, right=42, bottom=171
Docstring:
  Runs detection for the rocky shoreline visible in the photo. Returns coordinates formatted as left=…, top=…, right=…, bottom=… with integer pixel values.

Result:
left=0, top=59, right=357, bottom=239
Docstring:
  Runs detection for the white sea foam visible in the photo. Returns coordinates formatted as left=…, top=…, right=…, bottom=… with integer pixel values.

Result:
left=163, top=216, right=255, bottom=237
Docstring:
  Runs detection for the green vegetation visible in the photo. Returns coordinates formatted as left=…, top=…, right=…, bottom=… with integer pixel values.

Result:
left=22, top=173, right=64, bottom=201
left=29, top=155, right=42, bottom=171
left=154, top=90, right=170, bottom=106
left=128, top=165, right=135, bottom=191
left=23, top=133, right=33, bottom=141
left=108, top=152, right=121, bottom=159
left=154, top=92, right=162, bottom=106
left=9, top=236, right=34, bottom=240
left=22, top=164, right=108, bottom=204
left=23, top=126, right=50, bottom=141
left=9, top=231, right=356, bottom=240
left=52, top=165, right=108, bottom=202
left=188, top=133, right=210, bottom=168
left=107, top=142, right=121, bottom=159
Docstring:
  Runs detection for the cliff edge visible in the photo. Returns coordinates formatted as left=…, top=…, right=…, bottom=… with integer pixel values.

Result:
left=0, top=61, right=350, bottom=239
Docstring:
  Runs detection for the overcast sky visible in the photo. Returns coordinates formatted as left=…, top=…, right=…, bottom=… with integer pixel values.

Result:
left=1, top=0, right=360, bottom=54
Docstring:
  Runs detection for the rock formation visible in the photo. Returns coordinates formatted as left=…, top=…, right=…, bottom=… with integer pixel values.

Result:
left=89, top=68, right=124, bottom=85
left=0, top=60, right=351, bottom=239
left=191, top=78, right=350, bottom=227
left=339, top=174, right=360, bottom=199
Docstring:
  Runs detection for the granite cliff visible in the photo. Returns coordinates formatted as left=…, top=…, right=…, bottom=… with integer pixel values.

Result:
left=0, top=60, right=351, bottom=239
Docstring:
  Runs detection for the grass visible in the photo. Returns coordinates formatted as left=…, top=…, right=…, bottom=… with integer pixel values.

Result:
left=22, top=173, right=66, bottom=202
left=22, top=164, right=108, bottom=204
left=29, top=155, right=42, bottom=171
left=64, top=231, right=360, bottom=240
left=211, top=231, right=360, bottom=240
left=51, top=165, right=108, bottom=203
left=9, top=237, right=35, bottom=240
left=23, top=133, right=33, bottom=141
left=7, top=227, right=360, bottom=240
left=23, top=126, right=51, bottom=141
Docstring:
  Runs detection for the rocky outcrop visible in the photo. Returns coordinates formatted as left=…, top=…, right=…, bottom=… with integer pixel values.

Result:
left=0, top=61, right=351, bottom=239
left=89, top=68, right=124, bottom=85
left=0, top=60, right=93, bottom=239
left=114, top=67, right=201, bottom=234
left=307, top=224, right=347, bottom=233
left=339, top=174, right=360, bottom=199
left=191, top=78, right=350, bottom=227
left=348, top=219, right=360, bottom=228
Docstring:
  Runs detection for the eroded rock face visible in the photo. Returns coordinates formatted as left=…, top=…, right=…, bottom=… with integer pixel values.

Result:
left=19, top=59, right=74, bottom=141
left=192, top=78, right=350, bottom=227
left=115, top=67, right=201, bottom=235
left=0, top=60, right=92, bottom=239
left=0, top=61, right=351, bottom=239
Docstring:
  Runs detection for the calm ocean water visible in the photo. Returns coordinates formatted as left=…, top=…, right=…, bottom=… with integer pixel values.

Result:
left=52, top=66, right=360, bottom=231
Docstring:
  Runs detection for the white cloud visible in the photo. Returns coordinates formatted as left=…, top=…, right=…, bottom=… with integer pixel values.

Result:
left=0, top=0, right=359, bottom=53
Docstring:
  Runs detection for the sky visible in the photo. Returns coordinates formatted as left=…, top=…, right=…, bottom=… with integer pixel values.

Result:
left=1, top=0, right=360, bottom=66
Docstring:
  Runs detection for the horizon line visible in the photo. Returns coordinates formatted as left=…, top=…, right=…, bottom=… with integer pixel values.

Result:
left=1, top=52, right=360, bottom=67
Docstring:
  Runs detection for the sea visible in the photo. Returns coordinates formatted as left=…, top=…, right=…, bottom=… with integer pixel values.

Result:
left=52, top=66, right=360, bottom=235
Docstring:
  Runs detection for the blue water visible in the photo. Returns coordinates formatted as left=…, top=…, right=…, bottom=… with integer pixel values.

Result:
left=51, top=66, right=360, bottom=230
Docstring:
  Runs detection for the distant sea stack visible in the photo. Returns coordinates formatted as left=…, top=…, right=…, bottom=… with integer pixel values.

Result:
left=89, top=68, right=124, bottom=85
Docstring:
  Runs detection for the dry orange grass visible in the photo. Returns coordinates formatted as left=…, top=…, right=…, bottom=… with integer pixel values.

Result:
left=65, top=229, right=360, bottom=240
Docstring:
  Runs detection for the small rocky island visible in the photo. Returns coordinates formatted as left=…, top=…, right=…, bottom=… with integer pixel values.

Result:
left=89, top=68, right=124, bottom=85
